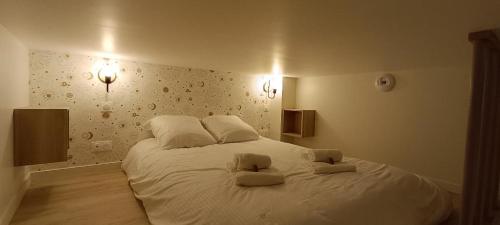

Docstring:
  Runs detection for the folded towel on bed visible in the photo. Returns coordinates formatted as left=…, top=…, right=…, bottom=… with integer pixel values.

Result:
left=312, top=162, right=356, bottom=174
left=234, top=170, right=285, bottom=186
left=233, top=153, right=272, bottom=171
left=227, top=161, right=284, bottom=186
left=308, top=149, right=343, bottom=163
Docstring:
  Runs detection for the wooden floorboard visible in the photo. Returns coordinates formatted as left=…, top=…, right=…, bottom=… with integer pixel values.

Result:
left=10, top=166, right=150, bottom=225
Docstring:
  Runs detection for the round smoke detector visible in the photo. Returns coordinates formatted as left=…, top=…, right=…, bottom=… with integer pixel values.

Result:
left=375, top=74, right=396, bottom=92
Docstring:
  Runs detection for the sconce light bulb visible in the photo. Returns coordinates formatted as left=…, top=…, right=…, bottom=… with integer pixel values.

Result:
left=100, top=65, right=114, bottom=77
left=97, top=62, right=118, bottom=93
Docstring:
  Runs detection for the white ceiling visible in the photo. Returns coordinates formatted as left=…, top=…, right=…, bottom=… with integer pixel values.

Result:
left=0, top=0, right=499, bottom=76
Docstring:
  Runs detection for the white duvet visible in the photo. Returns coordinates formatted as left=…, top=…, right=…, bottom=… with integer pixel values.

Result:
left=122, top=138, right=452, bottom=225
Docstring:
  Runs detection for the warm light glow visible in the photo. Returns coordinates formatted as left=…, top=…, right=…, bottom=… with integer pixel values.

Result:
left=102, top=32, right=115, bottom=52
left=92, top=59, right=118, bottom=76
left=99, top=64, right=116, bottom=79
left=93, top=59, right=119, bottom=93
left=271, top=61, right=283, bottom=92
left=93, top=59, right=119, bottom=81
left=254, top=60, right=284, bottom=98
left=269, top=74, right=283, bottom=94
left=256, top=75, right=281, bottom=99
left=272, top=63, right=282, bottom=77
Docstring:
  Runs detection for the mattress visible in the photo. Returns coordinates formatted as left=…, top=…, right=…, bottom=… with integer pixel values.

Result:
left=122, top=137, right=452, bottom=225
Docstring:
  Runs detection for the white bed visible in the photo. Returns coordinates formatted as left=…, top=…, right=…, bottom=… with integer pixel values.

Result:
left=122, top=137, right=452, bottom=225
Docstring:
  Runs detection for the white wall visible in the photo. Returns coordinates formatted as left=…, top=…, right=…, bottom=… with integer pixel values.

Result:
left=282, top=77, right=297, bottom=109
left=0, top=25, right=30, bottom=225
left=280, top=77, right=297, bottom=143
left=268, top=92, right=283, bottom=141
left=294, top=66, right=470, bottom=191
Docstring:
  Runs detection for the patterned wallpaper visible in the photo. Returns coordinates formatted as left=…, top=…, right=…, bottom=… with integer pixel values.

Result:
left=29, top=50, right=273, bottom=170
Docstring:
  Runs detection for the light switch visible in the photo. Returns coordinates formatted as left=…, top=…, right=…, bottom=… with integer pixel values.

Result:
left=102, top=101, right=113, bottom=112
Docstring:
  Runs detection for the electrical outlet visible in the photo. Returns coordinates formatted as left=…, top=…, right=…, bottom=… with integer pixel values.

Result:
left=91, top=140, right=113, bottom=152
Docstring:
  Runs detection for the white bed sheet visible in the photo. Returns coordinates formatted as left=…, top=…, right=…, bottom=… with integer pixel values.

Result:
left=122, top=137, right=452, bottom=225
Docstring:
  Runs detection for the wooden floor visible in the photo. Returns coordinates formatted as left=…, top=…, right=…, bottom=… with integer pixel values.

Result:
left=10, top=164, right=460, bottom=225
left=10, top=165, right=150, bottom=225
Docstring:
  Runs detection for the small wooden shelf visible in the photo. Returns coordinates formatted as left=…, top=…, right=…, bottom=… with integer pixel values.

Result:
left=281, top=132, right=303, bottom=138
left=14, top=108, right=69, bottom=166
left=281, top=109, right=315, bottom=138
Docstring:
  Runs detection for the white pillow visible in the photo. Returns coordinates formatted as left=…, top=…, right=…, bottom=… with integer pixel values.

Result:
left=201, top=115, right=259, bottom=143
left=134, top=129, right=155, bottom=144
left=148, top=115, right=216, bottom=150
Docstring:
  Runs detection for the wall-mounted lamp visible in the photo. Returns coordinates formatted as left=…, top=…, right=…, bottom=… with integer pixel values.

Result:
left=263, top=80, right=277, bottom=99
left=97, top=63, right=117, bottom=93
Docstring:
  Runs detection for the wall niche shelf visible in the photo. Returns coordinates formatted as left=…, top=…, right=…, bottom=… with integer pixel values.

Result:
left=14, top=108, right=69, bottom=166
left=281, top=109, right=315, bottom=138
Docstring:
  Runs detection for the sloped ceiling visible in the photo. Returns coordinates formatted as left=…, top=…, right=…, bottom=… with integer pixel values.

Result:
left=0, top=0, right=499, bottom=76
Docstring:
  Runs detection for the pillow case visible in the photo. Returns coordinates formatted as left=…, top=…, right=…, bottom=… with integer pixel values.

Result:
left=135, top=129, right=155, bottom=143
left=147, top=115, right=216, bottom=150
left=201, top=115, right=259, bottom=143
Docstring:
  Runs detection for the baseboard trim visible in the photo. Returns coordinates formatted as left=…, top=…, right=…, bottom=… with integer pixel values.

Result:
left=429, top=177, right=462, bottom=194
left=0, top=172, right=30, bottom=225
left=31, top=161, right=122, bottom=187
left=32, top=161, right=122, bottom=173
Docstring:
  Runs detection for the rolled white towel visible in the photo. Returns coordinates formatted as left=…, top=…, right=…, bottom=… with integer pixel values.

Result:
left=312, top=162, right=356, bottom=174
left=234, top=170, right=285, bottom=187
left=233, top=153, right=272, bottom=171
left=308, top=149, right=343, bottom=163
left=226, top=161, right=238, bottom=173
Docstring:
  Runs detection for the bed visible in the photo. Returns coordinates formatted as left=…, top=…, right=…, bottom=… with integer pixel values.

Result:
left=122, top=137, right=452, bottom=225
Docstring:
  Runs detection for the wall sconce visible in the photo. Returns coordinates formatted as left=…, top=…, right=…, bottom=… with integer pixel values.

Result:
left=97, top=62, right=117, bottom=93
left=263, top=80, right=277, bottom=99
